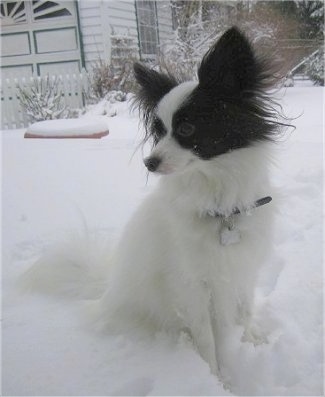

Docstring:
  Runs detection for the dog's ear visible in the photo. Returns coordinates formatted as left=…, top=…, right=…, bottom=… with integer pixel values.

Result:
left=134, top=63, right=178, bottom=109
left=198, top=27, right=261, bottom=95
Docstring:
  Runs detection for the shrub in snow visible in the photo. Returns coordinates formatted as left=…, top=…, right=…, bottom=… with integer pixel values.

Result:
left=83, top=92, right=133, bottom=118
left=88, top=58, right=137, bottom=101
left=158, top=1, right=297, bottom=81
left=17, top=75, right=70, bottom=122
left=284, top=76, right=294, bottom=87
left=158, top=33, right=210, bottom=81
left=306, top=48, right=324, bottom=86
left=88, top=59, right=116, bottom=100
left=110, top=34, right=139, bottom=93
left=105, top=91, right=127, bottom=103
left=158, top=2, right=221, bottom=80
left=88, top=34, right=138, bottom=100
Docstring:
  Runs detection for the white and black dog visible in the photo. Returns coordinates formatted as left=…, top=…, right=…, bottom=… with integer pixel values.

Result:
left=23, top=27, right=284, bottom=376
left=98, top=27, right=284, bottom=374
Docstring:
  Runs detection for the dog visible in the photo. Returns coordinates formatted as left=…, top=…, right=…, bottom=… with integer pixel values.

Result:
left=98, top=27, right=283, bottom=375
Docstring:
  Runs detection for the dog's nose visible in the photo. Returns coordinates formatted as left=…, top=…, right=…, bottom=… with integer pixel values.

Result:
left=144, top=156, right=161, bottom=172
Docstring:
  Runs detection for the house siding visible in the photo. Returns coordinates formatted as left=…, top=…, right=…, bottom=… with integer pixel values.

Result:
left=78, top=0, right=141, bottom=69
left=106, top=0, right=138, bottom=38
left=1, top=1, right=175, bottom=75
left=156, top=0, right=174, bottom=48
left=77, top=0, right=110, bottom=68
left=78, top=1, right=175, bottom=69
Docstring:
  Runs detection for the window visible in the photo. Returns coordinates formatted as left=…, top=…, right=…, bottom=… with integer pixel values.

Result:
left=135, top=0, right=159, bottom=59
left=0, top=1, right=74, bottom=26
left=32, top=1, right=72, bottom=20
left=0, top=1, right=27, bottom=25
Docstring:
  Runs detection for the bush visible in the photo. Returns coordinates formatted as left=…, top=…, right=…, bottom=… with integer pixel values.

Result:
left=157, top=3, right=218, bottom=81
left=88, top=59, right=117, bottom=99
left=88, top=58, right=138, bottom=101
left=306, top=49, right=324, bottom=86
left=17, top=75, right=70, bottom=122
left=88, top=34, right=138, bottom=99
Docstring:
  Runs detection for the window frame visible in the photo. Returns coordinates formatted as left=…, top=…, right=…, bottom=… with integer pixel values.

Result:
left=135, top=0, right=159, bottom=60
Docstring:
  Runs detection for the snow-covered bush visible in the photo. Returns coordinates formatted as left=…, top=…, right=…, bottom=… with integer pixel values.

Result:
left=158, top=26, right=214, bottom=81
left=88, top=34, right=138, bottom=100
left=88, top=57, right=136, bottom=100
left=88, top=59, right=117, bottom=99
left=306, top=48, right=324, bottom=85
left=82, top=91, right=133, bottom=118
left=284, top=75, right=294, bottom=87
left=159, top=1, right=323, bottom=83
left=105, top=90, right=127, bottom=103
left=157, top=1, right=298, bottom=81
left=17, top=76, right=70, bottom=122
left=158, top=2, right=223, bottom=80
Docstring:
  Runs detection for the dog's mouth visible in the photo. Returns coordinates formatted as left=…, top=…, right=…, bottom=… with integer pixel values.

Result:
left=154, top=165, right=174, bottom=175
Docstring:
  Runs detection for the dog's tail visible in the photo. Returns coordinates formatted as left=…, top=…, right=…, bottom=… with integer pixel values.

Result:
left=19, top=231, right=114, bottom=300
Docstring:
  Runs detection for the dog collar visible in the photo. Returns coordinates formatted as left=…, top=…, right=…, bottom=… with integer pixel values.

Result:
left=211, top=196, right=272, bottom=246
left=212, top=196, right=272, bottom=218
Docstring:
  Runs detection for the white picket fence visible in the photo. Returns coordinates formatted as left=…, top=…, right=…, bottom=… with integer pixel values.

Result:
left=0, top=70, right=90, bottom=130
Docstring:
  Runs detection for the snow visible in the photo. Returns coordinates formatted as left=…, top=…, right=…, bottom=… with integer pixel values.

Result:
left=24, top=118, right=109, bottom=138
left=2, top=86, right=324, bottom=396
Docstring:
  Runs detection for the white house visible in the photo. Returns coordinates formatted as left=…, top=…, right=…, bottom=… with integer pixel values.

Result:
left=0, top=0, right=175, bottom=79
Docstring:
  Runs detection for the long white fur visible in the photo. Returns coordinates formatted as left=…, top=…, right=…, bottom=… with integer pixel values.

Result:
left=98, top=84, right=275, bottom=374
left=21, top=80, right=274, bottom=375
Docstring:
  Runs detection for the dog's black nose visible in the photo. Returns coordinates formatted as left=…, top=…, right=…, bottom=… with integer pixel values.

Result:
left=144, top=156, right=161, bottom=172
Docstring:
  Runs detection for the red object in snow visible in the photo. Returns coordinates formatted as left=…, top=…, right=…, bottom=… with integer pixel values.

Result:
left=24, top=119, right=109, bottom=139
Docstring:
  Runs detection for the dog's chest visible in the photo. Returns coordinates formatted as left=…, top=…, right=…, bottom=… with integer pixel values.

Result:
left=170, top=209, right=263, bottom=281
left=173, top=215, right=237, bottom=269
left=187, top=213, right=243, bottom=247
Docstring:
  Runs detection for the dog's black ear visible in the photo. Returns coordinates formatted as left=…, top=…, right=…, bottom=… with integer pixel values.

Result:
left=133, top=63, right=178, bottom=109
left=198, top=27, right=262, bottom=95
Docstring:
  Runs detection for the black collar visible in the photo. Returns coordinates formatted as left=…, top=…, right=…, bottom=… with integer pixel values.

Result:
left=213, top=196, right=272, bottom=218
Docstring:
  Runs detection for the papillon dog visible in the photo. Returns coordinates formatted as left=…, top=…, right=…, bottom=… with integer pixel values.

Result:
left=99, top=27, right=284, bottom=375
left=23, top=27, right=284, bottom=377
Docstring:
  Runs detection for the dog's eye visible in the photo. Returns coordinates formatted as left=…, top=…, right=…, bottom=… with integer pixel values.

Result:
left=176, top=122, right=195, bottom=137
left=151, top=117, right=167, bottom=142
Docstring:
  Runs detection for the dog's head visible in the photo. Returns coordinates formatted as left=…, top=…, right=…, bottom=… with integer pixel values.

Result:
left=134, top=27, right=280, bottom=175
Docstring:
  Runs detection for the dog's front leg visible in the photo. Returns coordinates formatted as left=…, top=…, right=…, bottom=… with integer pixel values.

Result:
left=191, top=314, right=218, bottom=375
left=238, top=294, right=268, bottom=345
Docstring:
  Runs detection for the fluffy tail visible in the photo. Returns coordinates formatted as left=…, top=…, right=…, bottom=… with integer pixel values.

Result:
left=19, top=230, right=113, bottom=300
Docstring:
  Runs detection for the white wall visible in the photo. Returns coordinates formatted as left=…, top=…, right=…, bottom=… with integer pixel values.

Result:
left=77, top=0, right=111, bottom=69
left=78, top=0, right=175, bottom=69
left=156, top=0, right=174, bottom=48
left=78, top=0, right=139, bottom=70
left=106, top=0, right=138, bottom=38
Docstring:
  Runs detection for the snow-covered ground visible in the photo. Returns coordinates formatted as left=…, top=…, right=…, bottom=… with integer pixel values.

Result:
left=2, top=85, right=323, bottom=396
